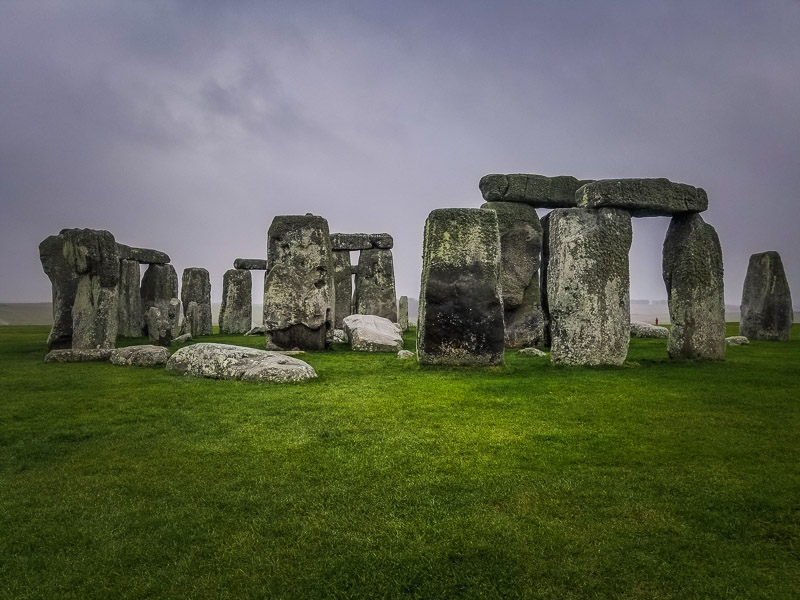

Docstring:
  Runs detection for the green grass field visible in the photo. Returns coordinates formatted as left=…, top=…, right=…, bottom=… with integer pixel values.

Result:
left=1, top=325, right=798, bottom=599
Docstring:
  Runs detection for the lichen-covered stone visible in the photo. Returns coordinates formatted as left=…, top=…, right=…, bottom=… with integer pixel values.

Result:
left=369, top=233, right=393, bottom=250
left=354, top=249, right=397, bottom=321
left=233, top=258, right=267, bottom=270
left=417, top=208, right=504, bottom=366
left=480, top=174, right=591, bottom=208
left=726, top=336, right=749, bottom=346
left=739, top=251, right=793, bottom=341
left=117, top=259, right=144, bottom=337
left=110, top=345, right=170, bottom=366
left=577, top=178, right=708, bottom=217
left=166, top=343, right=316, bottom=382
left=181, top=301, right=203, bottom=337
left=663, top=213, right=725, bottom=359
left=343, top=314, right=403, bottom=352
left=116, top=244, right=170, bottom=264
left=518, top=347, right=547, bottom=357
left=145, top=306, right=173, bottom=346
left=398, top=296, right=409, bottom=331
left=332, top=329, right=347, bottom=343
left=174, top=333, right=192, bottom=344
left=548, top=208, right=632, bottom=366
left=332, top=250, right=353, bottom=328
left=481, top=202, right=546, bottom=347
left=219, top=269, right=252, bottom=334
left=141, top=263, right=179, bottom=335
left=397, top=350, right=415, bottom=359
left=330, top=233, right=372, bottom=251
left=44, top=349, right=112, bottom=363
left=39, top=234, right=80, bottom=349
left=264, top=214, right=334, bottom=350
left=181, top=268, right=212, bottom=336
left=630, top=321, right=669, bottom=339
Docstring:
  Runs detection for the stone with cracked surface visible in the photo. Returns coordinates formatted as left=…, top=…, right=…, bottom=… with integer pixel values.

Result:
left=577, top=178, right=708, bottom=217
left=480, top=174, right=591, bottom=208
left=343, top=314, right=403, bottom=352
left=166, top=343, right=317, bottom=382
left=739, top=251, right=793, bottom=341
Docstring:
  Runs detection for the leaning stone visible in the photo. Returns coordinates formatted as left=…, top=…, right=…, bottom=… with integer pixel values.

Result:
left=726, top=336, right=749, bottom=346
left=233, top=258, right=268, bottom=270
left=577, top=178, right=708, bottom=217
left=398, top=296, right=409, bottom=331
left=548, top=208, right=632, bottom=366
left=244, top=326, right=266, bottom=336
left=739, top=251, right=793, bottom=341
left=397, top=350, right=415, bottom=359
left=663, top=213, right=726, bottom=359
left=479, top=174, right=591, bottom=208
left=39, top=234, right=80, bottom=349
left=44, top=349, right=112, bottom=363
left=219, top=269, right=252, bottom=334
left=173, top=333, right=192, bottom=344
left=417, top=208, right=504, bottom=366
left=166, top=343, right=317, bottom=382
left=116, top=244, right=170, bottom=264
left=630, top=321, right=669, bottom=339
left=369, top=233, right=393, bottom=249
left=354, top=249, right=397, bottom=321
left=145, top=306, right=173, bottom=346
left=117, top=259, right=144, bottom=337
left=264, top=214, right=334, bottom=350
left=110, top=345, right=170, bottom=366
left=343, top=314, right=403, bottom=352
left=181, top=268, right=212, bottom=336
left=332, top=251, right=353, bottom=329
left=330, top=233, right=372, bottom=251
left=518, top=347, right=547, bottom=357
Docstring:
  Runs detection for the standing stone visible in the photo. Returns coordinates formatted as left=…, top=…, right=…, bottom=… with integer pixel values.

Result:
left=145, top=306, right=173, bottom=346
left=141, top=263, right=179, bottom=336
left=354, top=249, right=397, bottom=321
left=117, top=259, right=143, bottom=337
left=539, top=212, right=552, bottom=346
left=219, top=269, right=252, bottom=334
left=181, top=301, right=202, bottom=337
left=263, top=214, right=335, bottom=350
left=332, top=250, right=353, bottom=328
left=548, top=208, right=632, bottom=366
left=181, top=268, right=212, bottom=336
left=61, top=228, right=120, bottom=350
left=417, top=208, right=504, bottom=366
left=663, top=213, right=726, bottom=359
left=398, top=295, right=409, bottom=331
left=39, top=235, right=80, bottom=349
left=739, top=251, right=793, bottom=341
left=481, top=202, right=546, bottom=348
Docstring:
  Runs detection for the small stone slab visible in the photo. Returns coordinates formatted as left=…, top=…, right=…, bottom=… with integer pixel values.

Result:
left=45, top=349, right=112, bottom=363
left=330, top=233, right=372, bottom=251
left=244, top=326, right=266, bottom=336
left=479, top=174, right=591, bottom=208
left=577, top=178, right=708, bottom=217
left=630, top=321, right=669, bottom=339
left=166, top=343, right=316, bottom=382
left=174, top=333, right=192, bottom=343
left=518, top=347, right=547, bottom=357
left=397, top=350, right=415, bottom=359
left=110, top=345, right=170, bottom=366
left=726, top=336, right=749, bottom=346
left=343, top=314, right=403, bottom=352
left=117, top=244, right=170, bottom=264
left=234, top=258, right=268, bottom=270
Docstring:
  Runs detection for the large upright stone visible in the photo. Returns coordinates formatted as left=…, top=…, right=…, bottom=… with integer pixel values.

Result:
left=219, top=269, right=252, bottom=334
left=481, top=202, right=546, bottom=347
left=39, top=235, right=80, bottom=349
left=480, top=174, right=591, bottom=208
left=181, top=268, right=212, bottom=336
left=141, top=263, right=179, bottom=337
left=548, top=208, right=632, bottom=366
left=577, top=178, right=708, bottom=217
left=332, top=250, right=353, bottom=329
left=398, top=295, right=409, bottom=331
left=663, top=213, right=725, bottom=359
left=739, top=251, right=793, bottom=341
left=264, top=214, right=334, bottom=350
left=417, top=209, right=504, bottom=366
left=354, top=249, right=397, bottom=321
left=539, top=212, right=552, bottom=345
left=61, top=228, right=120, bottom=349
left=117, top=259, right=143, bottom=337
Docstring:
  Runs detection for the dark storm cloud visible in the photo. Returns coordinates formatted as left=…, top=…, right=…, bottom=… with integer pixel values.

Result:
left=1, top=0, right=799, bottom=311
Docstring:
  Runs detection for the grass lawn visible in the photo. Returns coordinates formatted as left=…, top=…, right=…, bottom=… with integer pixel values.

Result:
left=1, top=324, right=798, bottom=599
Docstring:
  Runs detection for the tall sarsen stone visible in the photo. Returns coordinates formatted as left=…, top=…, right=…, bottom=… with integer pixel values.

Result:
left=332, top=250, right=353, bottom=329
left=739, top=251, right=793, bottom=341
left=141, top=263, right=180, bottom=337
left=39, top=234, right=80, bottom=349
left=354, top=249, right=397, bottom=321
left=117, top=259, right=144, bottom=337
left=181, top=267, right=212, bottom=336
left=219, top=269, right=252, bottom=334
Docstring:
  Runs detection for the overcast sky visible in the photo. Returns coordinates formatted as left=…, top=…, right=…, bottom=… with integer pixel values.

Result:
left=2, top=0, right=799, bottom=307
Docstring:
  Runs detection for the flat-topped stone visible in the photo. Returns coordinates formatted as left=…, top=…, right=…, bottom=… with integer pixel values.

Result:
left=166, top=343, right=316, bottom=382
left=45, top=349, right=112, bottom=363
left=577, top=178, right=708, bottom=217
left=480, top=174, right=591, bottom=208
left=369, top=233, right=393, bottom=249
left=110, top=345, right=170, bottom=366
left=234, top=258, right=268, bottom=270
left=330, top=233, right=372, bottom=251
left=117, top=243, right=170, bottom=264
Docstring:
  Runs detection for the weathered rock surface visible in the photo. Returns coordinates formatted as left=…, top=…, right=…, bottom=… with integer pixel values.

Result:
left=116, top=244, right=170, bottom=265
left=244, top=326, right=266, bottom=336
left=39, top=234, right=80, bottom=349
left=548, top=208, right=632, bottom=366
left=726, top=336, right=749, bottom=346
left=481, top=201, right=546, bottom=347
left=354, top=249, right=397, bottom=321
left=343, top=314, right=403, bottom=352
left=398, top=296, right=409, bottom=331
left=739, top=251, right=793, bottom=341
left=369, top=233, right=393, bottom=250
left=44, top=349, right=112, bottom=363
left=181, top=301, right=203, bottom=338
left=264, top=214, right=334, bottom=350
left=397, top=350, right=415, bottom=359
left=145, top=306, right=173, bottom=346
left=330, top=233, right=372, bottom=251
left=174, top=333, right=192, bottom=343
left=480, top=174, right=591, bottom=208
left=332, top=250, right=353, bottom=328
left=166, top=343, right=317, bottom=382
left=141, top=263, right=179, bottom=336
left=332, top=329, right=348, bottom=343
left=518, top=347, right=547, bottom=357
left=219, top=269, right=252, bottom=334
left=539, top=212, right=552, bottom=346
left=663, top=213, right=726, bottom=359
left=233, top=258, right=268, bottom=270
left=117, top=259, right=144, bottom=337
left=417, top=208, right=504, bottom=366
left=110, top=345, right=170, bottom=366
left=181, top=268, right=212, bottom=336
left=577, top=178, right=708, bottom=217
left=630, top=321, right=669, bottom=339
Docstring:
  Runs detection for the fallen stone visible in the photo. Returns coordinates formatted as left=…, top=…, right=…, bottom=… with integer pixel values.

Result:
left=181, top=268, right=212, bottom=336
left=39, top=234, right=80, bottom=349
left=630, top=321, right=669, bottom=339
left=739, top=251, right=793, bottom=341
left=174, top=333, right=192, bottom=343
left=219, top=269, right=252, bottom=334
left=577, top=178, right=708, bottom=217
left=116, top=244, right=170, bottom=264
left=343, top=314, right=404, bottom=352
left=332, top=250, right=353, bottom=329
left=110, top=345, right=170, bottom=366
left=330, top=233, right=372, bottom=251
left=45, top=349, right=112, bottom=363
left=397, top=350, right=415, bottom=359
left=726, top=336, right=749, bottom=346
left=417, top=208, right=504, bottom=366
left=398, top=296, right=409, bottom=331
left=479, top=174, right=591, bottom=208
left=244, top=326, right=266, bottom=336
left=166, top=343, right=317, bottom=383
left=233, top=258, right=268, bottom=270
left=354, top=249, right=397, bottom=321
left=518, top=347, right=547, bottom=357
left=117, top=259, right=144, bottom=337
